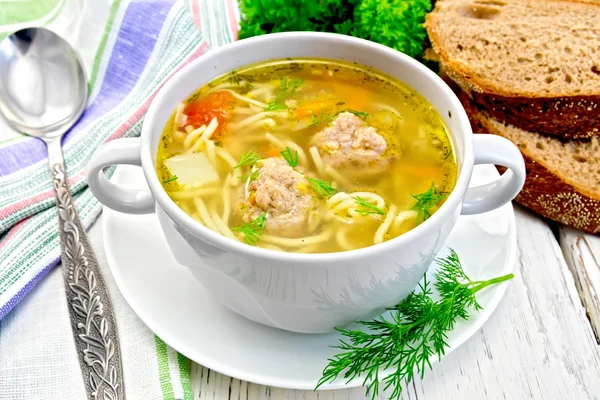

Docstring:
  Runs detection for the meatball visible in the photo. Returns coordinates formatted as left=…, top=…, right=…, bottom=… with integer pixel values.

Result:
left=237, top=157, right=314, bottom=237
left=311, top=111, right=394, bottom=170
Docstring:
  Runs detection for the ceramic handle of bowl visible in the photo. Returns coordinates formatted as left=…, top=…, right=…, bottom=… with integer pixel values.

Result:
left=88, top=137, right=155, bottom=214
left=461, top=134, right=526, bottom=215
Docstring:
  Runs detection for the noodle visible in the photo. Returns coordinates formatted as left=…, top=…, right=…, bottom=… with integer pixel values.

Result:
left=184, top=125, right=195, bottom=133
left=200, top=117, right=219, bottom=141
left=325, top=192, right=355, bottom=223
left=309, top=146, right=325, bottom=176
left=233, top=107, right=254, bottom=115
left=237, top=118, right=275, bottom=132
left=172, top=130, right=186, bottom=143
left=246, top=86, right=273, bottom=99
left=393, top=210, right=418, bottom=230
left=184, top=125, right=206, bottom=152
left=335, top=226, right=354, bottom=251
left=326, top=192, right=387, bottom=223
left=307, top=209, right=323, bottom=233
left=324, top=165, right=352, bottom=188
left=222, top=174, right=232, bottom=225
left=260, top=229, right=332, bottom=247
left=223, top=89, right=268, bottom=108
left=208, top=201, right=237, bottom=240
left=206, top=82, right=239, bottom=93
left=257, top=243, right=284, bottom=251
left=205, top=139, right=217, bottom=167
left=228, top=111, right=290, bottom=130
left=214, top=147, right=241, bottom=185
left=350, top=192, right=385, bottom=207
left=296, top=243, right=321, bottom=253
left=264, top=132, right=286, bottom=150
left=193, top=197, right=219, bottom=232
left=374, top=204, right=398, bottom=244
left=249, top=103, right=264, bottom=113
left=171, top=186, right=219, bottom=200
left=179, top=202, right=193, bottom=215
left=372, top=102, right=403, bottom=118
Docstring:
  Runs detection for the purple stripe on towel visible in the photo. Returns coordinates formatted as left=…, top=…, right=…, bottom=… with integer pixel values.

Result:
left=0, top=0, right=174, bottom=176
left=0, top=257, right=60, bottom=320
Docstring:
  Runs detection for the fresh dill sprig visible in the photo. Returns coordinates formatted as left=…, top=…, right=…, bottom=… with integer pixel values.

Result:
left=231, top=212, right=267, bottom=245
left=411, top=182, right=448, bottom=223
left=346, top=109, right=369, bottom=118
left=316, top=249, right=514, bottom=399
left=307, top=177, right=337, bottom=198
left=234, top=150, right=261, bottom=169
left=281, top=146, right=299, bottom=167
left=265, top=76, right=304, bottom=111
left=353, top=196, right=386, bottom=216
left=162, top=175, right=178, bottom=184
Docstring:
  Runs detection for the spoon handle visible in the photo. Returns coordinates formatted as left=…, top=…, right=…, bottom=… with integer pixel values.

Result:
left=48, top=140, right=126, bottom=400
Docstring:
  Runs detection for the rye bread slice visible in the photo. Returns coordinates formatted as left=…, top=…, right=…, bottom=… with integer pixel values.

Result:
left=458, top=91, right=600, bottom=233
left=425, top=0, right=600, bottom=140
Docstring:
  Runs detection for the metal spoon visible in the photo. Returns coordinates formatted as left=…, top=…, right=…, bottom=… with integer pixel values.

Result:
left=0, top=28, right=125, bottom=400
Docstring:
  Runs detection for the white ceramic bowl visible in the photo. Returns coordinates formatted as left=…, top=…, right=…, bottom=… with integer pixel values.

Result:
left=88, top=32, right=525, bottom=333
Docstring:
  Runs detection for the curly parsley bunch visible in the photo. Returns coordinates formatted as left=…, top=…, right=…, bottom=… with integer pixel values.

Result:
left=238, top=0, right=433, bottom=59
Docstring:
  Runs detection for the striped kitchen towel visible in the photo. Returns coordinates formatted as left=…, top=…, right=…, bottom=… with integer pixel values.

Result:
left=0, top=0, right=238, bottom=398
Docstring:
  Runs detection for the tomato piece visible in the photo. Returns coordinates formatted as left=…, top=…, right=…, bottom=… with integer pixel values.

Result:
left=184, top=91, right=235, bottom=137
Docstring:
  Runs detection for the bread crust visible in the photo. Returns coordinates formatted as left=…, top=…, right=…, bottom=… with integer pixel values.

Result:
left=425, top=0, right=600, bottom=140
left=459, top=92, right=600, bottom=234
left=444, top=63, right=600, bottom=140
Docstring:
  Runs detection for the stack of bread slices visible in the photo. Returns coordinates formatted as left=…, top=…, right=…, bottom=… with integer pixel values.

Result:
left=425, top=0, right=600, bottom=233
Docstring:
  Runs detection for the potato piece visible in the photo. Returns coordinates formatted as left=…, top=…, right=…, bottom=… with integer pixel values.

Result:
left=164, top=152, right=218, bottom=188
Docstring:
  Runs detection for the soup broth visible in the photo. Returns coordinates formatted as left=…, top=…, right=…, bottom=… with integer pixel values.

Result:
left=157, top=59, right=457, bottom=253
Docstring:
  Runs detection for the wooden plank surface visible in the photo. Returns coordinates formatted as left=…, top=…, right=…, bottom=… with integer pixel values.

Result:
left=190, top=207, right=600, bottom=399
left=559, top=226, right=600, bottom=343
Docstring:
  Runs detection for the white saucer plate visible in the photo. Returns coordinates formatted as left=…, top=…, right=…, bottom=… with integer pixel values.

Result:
left=104, top=164, right=516, bottom=390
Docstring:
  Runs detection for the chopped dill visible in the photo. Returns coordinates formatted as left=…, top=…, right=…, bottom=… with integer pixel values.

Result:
left=162, top=175, right=178, bottom=184
left=346, top=109, right=369, bottom=118
left=265, top=76, right=304, bottom=111
left=242, top=169, right=259, bottom=183
left=187, top=92, right=201, bottom=102
left=353, top=196, right=386, bottom=216
left=228, top=70, right=255, bottom=89
left=281, top=146, right=299, bottom=167
left=307, top=177, right=337, bottom=198
left=234, top=150, right=261, bottom=169
left=309, top=112, right=332, bottom=127
left=411, top=182, right=448, bottom=223
left=443, top=148, right=452, bottom=160
left=231, top=212, right=267, bottom=245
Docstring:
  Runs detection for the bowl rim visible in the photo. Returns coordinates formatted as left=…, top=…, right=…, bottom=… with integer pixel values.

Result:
left=140, top=31, right=474, bottom=263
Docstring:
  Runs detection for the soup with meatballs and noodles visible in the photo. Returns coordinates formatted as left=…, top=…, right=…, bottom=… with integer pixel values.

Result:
left=156, top=59, right=456, bottom=253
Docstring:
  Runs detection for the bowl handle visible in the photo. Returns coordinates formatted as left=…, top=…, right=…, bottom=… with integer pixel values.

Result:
left=461, top=134, right=526, bottom=215
left=87, top=137, right=155, bottom=214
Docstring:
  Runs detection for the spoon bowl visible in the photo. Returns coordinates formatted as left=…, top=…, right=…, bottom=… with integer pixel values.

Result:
left=0, top=28, right=87, bottom=138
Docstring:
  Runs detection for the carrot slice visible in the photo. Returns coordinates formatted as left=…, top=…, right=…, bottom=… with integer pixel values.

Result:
left=294, top=98, right=339, bottom=118
left=396, top=165, right=444, bottom=181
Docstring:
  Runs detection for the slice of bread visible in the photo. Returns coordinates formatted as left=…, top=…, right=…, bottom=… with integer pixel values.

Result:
left=458, top=91, right=600, bottom=233
left=425, top=0, right=600, bottom=140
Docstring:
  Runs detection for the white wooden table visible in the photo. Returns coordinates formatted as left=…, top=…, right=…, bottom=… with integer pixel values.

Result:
left=188, top=206, right=600, bottom=400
